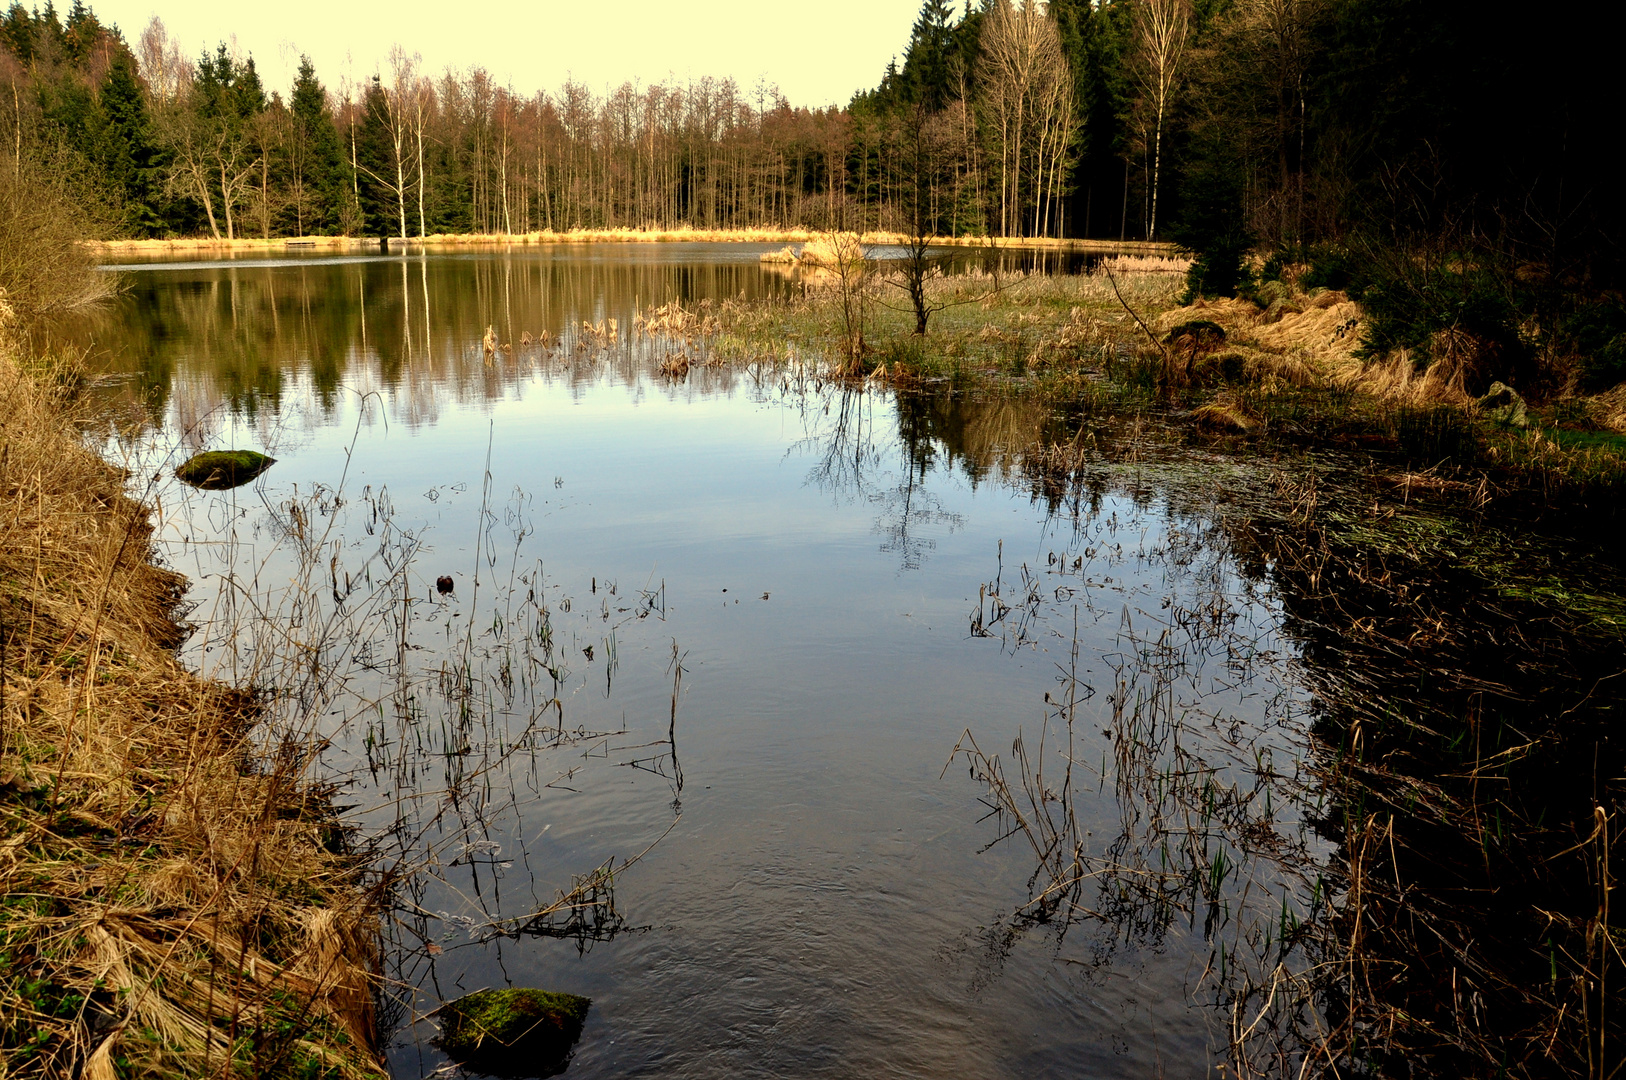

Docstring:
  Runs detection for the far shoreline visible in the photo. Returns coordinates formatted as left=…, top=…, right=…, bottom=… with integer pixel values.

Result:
left=85, top=228, right=1181, bottom=258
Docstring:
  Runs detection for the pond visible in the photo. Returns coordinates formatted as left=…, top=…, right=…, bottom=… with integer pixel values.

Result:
left=74, top=244, right=1332, bottom=1078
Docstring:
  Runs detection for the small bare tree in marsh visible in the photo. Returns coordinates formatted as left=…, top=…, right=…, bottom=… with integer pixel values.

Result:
left=806, top=231, right=870, bottom=374
left=883, top=100, right=1006, bottom=339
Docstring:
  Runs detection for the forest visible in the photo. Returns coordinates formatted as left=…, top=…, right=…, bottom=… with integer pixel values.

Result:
left=1, top=0, right=1621, bottom=385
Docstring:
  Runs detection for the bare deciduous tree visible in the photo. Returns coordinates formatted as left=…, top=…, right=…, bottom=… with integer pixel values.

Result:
left=136, top=17, right=189, bottom=104
left=978, top=0, right=1077, bottom=239
left=1134, top=0, right=1190, bottom=242
left=377, top=46, right=419, bottom=239
left=410, top=74, right=434, bottom=238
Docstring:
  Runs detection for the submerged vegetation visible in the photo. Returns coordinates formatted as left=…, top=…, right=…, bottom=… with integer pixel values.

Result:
left=632, top=251, right=1625, bottom=1077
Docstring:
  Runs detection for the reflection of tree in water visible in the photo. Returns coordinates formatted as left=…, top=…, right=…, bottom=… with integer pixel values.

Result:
left=800, top=388, right=881, bottom=496
left=935, top=419, right=1626, bottom=1077
left=65, top=251, right=788, bottom=437
left=799, top=387, right=964, bottom=571
left=873, top=466, right=963, bottom=572
left=896, top=388, right=1064, bottom=488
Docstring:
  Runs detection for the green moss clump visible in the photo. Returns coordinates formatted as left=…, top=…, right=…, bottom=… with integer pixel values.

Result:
left=1163, top=319, right=1226, bottom=345
left=175, top=450, right=276, bottom=490
left=437, top=988, right=590, bottom=1076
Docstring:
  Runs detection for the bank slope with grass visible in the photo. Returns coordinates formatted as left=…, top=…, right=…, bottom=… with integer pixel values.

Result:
left=0, top=333, right=385, bottom=1078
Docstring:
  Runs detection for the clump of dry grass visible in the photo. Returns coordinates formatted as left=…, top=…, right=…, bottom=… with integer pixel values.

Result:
left=1192, top=393, right=1260, bottom=432
left=1585, top=384, right=1626, bottom=433
left=0, top=331, right=384, bottom=1078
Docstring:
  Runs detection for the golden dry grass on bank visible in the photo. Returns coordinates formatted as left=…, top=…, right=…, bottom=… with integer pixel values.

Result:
left=84, top=236, right=360, bottom=256
left=1151, top=288, right=1501, bottom=406
left=0, top=319, right=383, bottom=1079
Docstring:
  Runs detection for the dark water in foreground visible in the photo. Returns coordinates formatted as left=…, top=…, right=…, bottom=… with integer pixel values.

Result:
left=75, top=245, right=1320, bottom=1078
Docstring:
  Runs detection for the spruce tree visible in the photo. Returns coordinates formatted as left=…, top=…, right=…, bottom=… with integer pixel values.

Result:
left=902, top=0, right=956, bottom=109
left=1, top=2, right=33, bottom=61
left=62, top=0, right=101, bottom=62
left=354, top=77, right=394, bottom=237
left=232, top=55, right=266, bottom=120
left=289, top=56, right=345, bottom=234
left=92, top=49, right=164, bottom=235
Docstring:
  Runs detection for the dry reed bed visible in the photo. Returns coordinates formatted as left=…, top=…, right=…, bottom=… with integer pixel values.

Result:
left=0, top=346, right=384, bottom=1078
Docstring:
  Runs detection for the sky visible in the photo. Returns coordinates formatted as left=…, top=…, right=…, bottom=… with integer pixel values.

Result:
left=83, top=0, right=925, bottom=108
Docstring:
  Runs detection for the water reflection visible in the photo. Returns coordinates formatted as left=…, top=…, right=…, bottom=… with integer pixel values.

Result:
left=73, top=245, right=790, bottom=438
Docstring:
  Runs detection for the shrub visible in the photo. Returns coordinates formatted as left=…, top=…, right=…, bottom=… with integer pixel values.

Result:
left=1171, top=150, right=1251, bottom=302
left=1302, top=246, right=1364, bottom=295
left=1558, top=301, right=1626, bottom=391
left=1357, top=263, right=1529, bottom=393
left=0, top=147, right=111, bottom=320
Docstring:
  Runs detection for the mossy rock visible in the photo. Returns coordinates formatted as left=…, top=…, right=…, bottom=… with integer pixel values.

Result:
left=1261, top=299, right=1305, bottom=325
left=437, top=988, right=590, bottom=1077
left=1254, top=279, right=1290, bottom=307
left=1474, top=380, right=1529, bottom=428
left=1192, top=350, right=1249, bottom=386
left=175, top=450, right=276, bottom=490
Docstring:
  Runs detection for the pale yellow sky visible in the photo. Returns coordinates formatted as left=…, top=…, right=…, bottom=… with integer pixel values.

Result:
left=85, top=0, right=926, bottom=108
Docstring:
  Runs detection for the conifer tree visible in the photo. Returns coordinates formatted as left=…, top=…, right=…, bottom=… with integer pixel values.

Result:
left=902, top=0, right=956, bottom=108
left=62, top=0, right=101, bottom=62
left=289, top=56, right=345, bottom=234
left=92, top=49, right=163, bottom=235
left=1, top=2, right=35, bottom=61
left=354, top=76, right=395, bottom=237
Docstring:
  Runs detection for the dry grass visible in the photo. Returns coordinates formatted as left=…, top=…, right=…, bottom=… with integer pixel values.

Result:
left=1097, top=253, right=1192, bottom=275
left=1590, top=385, right=1626, bottom=433
left=0, top=324, right=384, bottom=1078
left=83, top=236, right=361, bottom=256
left=1146, top=290, right=1494, bottom=407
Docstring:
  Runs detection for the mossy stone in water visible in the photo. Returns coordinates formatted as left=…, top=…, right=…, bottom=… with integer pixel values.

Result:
left=437, top=988, right=590, bottom=1076
left=175, top=450, right=276, bottom=490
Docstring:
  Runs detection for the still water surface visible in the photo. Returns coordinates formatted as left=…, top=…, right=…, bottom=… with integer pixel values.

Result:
left=77, top=245, right=1315, bottom=1078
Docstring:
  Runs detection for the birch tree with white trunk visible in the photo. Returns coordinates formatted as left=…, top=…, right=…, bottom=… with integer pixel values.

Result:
left=1135, top=0, right=1190, bottom=242
left=979, top=0, right=1077, bottom=238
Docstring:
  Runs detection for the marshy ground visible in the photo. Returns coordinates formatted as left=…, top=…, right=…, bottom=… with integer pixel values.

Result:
left=3, top=244, right=1621, bottom=1080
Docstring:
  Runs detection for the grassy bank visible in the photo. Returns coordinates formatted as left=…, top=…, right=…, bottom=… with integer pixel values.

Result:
left=0, top=325, right=384, bottom=1077
left=672, top=259, right=1626, bottom=507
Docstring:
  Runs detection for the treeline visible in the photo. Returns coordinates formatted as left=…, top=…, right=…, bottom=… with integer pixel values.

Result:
left=1, top=1, right=1619, bottom=298
left=0, top=3, right=856, bottom=240
left=857, top=0, right=1622, bottom=388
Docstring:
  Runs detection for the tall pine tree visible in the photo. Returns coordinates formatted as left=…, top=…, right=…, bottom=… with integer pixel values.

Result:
left=353, top=76, right=395, bottom=237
